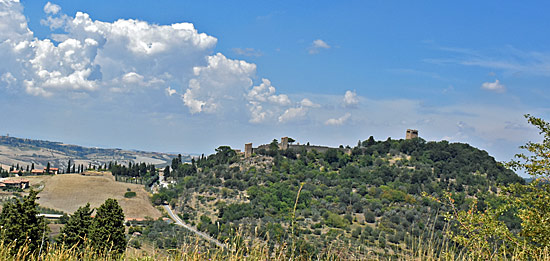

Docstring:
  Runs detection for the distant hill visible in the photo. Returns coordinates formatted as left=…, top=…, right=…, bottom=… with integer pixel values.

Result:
left=0, top=135, right=188, bottom=171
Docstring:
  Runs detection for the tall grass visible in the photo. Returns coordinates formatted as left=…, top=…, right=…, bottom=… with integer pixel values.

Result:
left=0, top=235, right=548, bottom=260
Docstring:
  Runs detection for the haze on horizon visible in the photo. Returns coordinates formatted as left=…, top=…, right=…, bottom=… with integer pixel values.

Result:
left=0, top=0, right=549, bottom=171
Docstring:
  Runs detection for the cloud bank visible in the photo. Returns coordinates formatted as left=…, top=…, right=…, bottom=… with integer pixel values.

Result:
left=0, top=0, right=331, bottom=124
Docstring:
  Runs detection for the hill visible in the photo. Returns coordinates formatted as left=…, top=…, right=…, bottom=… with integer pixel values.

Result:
left=0, top=135, right=190, bottom=171
left=148, top=136, right=524, bottom=257
left=26, top=173, right=161, bottom=220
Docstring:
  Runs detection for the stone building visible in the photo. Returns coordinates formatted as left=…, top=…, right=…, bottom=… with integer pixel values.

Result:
left=244, top=143, right=253, bottom=158
left=406, top=129, right=419, bottom=139
left=279, top=137, right=289, bottom=150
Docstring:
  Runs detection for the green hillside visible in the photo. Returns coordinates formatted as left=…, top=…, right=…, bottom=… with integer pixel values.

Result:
left=150, top=137, right=524, bottom=257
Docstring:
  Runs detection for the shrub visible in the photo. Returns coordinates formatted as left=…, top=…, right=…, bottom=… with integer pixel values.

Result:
left=124, top=191, right=137, bottom=198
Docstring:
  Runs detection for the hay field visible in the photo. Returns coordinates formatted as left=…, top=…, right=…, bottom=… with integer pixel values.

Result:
left=30, top=173, right=161, bottom=219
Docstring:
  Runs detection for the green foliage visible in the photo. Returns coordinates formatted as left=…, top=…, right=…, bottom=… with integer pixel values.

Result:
left=0, top=190, right=48, bottom=253
left=58, top=203, right=93, bottom=250
left=447, top=115, right=550, bottom=259
left=124, top=191, right=137, bottom=198
left=90, top=198, right=127, bottom=255
left=324, top=211, right=349, bottom=229
left=154, top=135, right=525, bottom=255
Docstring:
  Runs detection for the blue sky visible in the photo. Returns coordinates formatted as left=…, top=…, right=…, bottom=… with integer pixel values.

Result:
left=1, top=0, right=549, bottom=172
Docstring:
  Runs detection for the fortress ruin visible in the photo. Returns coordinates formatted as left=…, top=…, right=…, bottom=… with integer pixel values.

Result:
left=406, top=129, right=419, bottom=140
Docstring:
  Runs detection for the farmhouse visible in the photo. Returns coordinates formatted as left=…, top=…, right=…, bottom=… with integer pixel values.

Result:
left=32, top=169, right=44, bottom=174
left=0, top=179, right=30, bottom=189
left=45, top=167, right=59, bottom=174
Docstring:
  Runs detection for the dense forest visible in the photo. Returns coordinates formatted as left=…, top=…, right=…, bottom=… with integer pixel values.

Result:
left=150, top=137, right=524, bottom=257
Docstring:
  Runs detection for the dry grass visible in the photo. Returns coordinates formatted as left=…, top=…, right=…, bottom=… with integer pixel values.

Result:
left=29, top=173, right=160, bottom=219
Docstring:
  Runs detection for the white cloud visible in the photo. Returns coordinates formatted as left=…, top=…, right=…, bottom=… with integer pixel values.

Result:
left=245, top=78, right=295, bottom=123
left=308, top=39, right=330, bottom=54
left=43, top=2, right=61, bottom=15
left=247, top=78, right=290, bottom=105
left=277, top=98, right=320, bottom=123
left=0, top=1, right=219, bottom=98
left=232, top=47, right=262, bottom=57
left=165, top=86, right=177, bottom=96
left=343, top=90, right=359, bottom=106
left=300, top=98, right=319, bottom=108
left=248, top=101, right=267, bottom=123
left=481, top=79, right=505, bottom=92
left=183, top=53, right=256, bottom=114
left=279, top=107, right=308, bottom=123
left=325, top=112, right=351, bottom=126
left=0, top=0, right=247, bottom=110
left=0, top=1, right=326, bottom=124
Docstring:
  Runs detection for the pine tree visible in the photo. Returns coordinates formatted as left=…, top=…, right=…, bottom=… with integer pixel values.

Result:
left=0, top=190, right=49, bottom=253
left=58, top=203, right=93, bottom=250
left=90, top=198, right=126, bottom=255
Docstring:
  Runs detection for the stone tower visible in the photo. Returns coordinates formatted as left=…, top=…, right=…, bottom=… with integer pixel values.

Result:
left=244, top=143, right=253, bottom=158
left=280, top=137, right=289, bottom=150
left=406, top=129, right=419, bottom=140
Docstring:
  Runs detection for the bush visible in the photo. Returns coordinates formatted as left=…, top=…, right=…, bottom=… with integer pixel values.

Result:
left=130, top=239, right=142, bottom=249
left=124, top=191, right=136, bottom=198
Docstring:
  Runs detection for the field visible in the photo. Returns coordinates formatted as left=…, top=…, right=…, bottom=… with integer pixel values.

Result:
left=26, top=172, right=161, bottom=220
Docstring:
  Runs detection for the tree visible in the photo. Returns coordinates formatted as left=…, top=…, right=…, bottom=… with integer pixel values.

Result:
left=46, top=162, right=50, bottom=174
left=447, top=114, right=550, bottom=259
left=288, top=137, right=296, bottom=145
left=90, top=198, right=126, bottom=255
left=0, top=190, right=48, bottom=253
left=58, top=203, right=93, bottom=250
left=164, top=165, right=170, bottom=178
left=67, top=160, right=72, bottom=173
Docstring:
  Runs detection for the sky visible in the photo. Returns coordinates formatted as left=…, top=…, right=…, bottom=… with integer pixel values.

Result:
left=0, top=0, right=549, bottom=172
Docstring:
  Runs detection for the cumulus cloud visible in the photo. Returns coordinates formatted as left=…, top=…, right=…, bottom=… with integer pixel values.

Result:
left=183, top=53, right=256, bottom=113
left=277, top=98, right=320, bottom=123
left=308, top=39, right=330, bottom=54
left=300, top=98, right=319, bottom=108
left=0, top=1, right=219, bottom=98
left=0, top=1, right=320, bottom=124
left=325, top=112, right=351, bottom=126
left=481, top=79, right=505, bottom=92
left=246, top=78, right=293, bottom=123
left=247, top=79, right=289, bottom=105
left=279, top=107, right=308, bottom=123
left=343, top=90, right=359, bottom=106
left=43, top=2, right=61, bottom=14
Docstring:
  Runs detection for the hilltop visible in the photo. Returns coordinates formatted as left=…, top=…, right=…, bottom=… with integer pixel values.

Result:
left=147, top=136, right=524, bottom=257
left=0, top=135, right=190, bottom=171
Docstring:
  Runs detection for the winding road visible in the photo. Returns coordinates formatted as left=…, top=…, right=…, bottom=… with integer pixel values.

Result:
left=162, top=205, right=227, bottom=249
